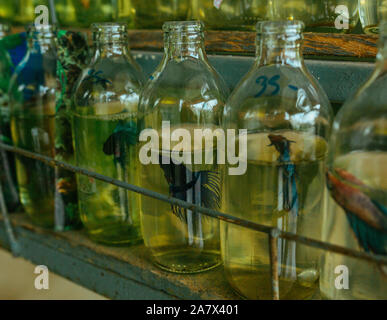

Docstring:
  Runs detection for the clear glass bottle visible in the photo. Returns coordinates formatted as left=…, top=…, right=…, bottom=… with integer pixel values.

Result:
left=72, top=23, right=145, bottom=245
left=359, top=0, right=387, bottom=34
left=188, top=0, right=268, bottom=31
left=320, top=21, right=387, bottom=300
left=0, top=23, right=19, bottom=212
left=222, top=21, right=333, bottom=300
left=269, top=0, right=359, bottom=33
left=127, top=0, right=189, bottom=29
left=139, top=21, right=229, bottom=273
left=55, top=0, right=114, bottom=28
left=9, top=25, right=57, bottom=227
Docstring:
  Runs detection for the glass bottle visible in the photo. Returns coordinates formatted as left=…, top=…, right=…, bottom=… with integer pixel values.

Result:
left=127, top=0, right=189, bottom=29
left=269, top=0, right=359, bottom=33
left=188, top=0, right=268, bottom=31
left=359, top=0, right=387, bottom=34
left=222, top=21, right=333, bottom=300
left=0, top=1, right=15, bottom=24
left=0, top=23, right=19, bottom=212
left=320, top=21, right=387, bottom=300
left=139, top=21, right=229, bottom=273
left=72, top=23, right=145, bottom=245
left=55, top=0, right=114, bottom=28
left=9, top=25, right=57, bottom=228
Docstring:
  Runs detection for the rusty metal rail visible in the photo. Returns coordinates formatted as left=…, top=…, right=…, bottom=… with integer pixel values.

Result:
left=1, top=141, right=387, bottom=300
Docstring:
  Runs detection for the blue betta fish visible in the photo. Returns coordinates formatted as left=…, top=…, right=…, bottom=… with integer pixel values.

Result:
left=326, top=169, right=387, bottom=265
left=268, top=134, right=299, bottom=217
left=268, top=134, right=300, bottom=278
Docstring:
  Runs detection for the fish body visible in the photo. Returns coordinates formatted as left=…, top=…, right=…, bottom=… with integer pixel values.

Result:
left=103, top=121, right=138, bottom=167
left=159, top=157, right=221, bottom=222
left=268, top=134, right=298, bottom=215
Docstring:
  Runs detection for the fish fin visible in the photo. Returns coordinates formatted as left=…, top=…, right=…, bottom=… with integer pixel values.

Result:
left=201, top=171, right=222, bottom=211
left=345, top=210, right=387, bottom=256
left=371, top=200, right=387, bottom=218
left=160, top=165, right=221, bottom=222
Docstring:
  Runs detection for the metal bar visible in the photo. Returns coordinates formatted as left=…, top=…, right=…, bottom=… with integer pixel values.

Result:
left=269, top=230, right=280, bottom=300
left=1, top=141, right=387, bottom=268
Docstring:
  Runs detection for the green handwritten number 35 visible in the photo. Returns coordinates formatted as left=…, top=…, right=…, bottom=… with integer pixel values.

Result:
left=255, top=75, right=281, bottom=98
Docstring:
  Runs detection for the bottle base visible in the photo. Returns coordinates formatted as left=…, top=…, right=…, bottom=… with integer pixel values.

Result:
left=85, top=224, right=143, bottom=247
left=225, top=266, right=319, bottom=300
left=152, top=249, right=222, bottom=274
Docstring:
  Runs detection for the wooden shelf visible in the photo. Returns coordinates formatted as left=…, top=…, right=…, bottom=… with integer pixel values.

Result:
left=0, top=213, right=239, bottom=300
left=128, top=30, right=378, bottom=59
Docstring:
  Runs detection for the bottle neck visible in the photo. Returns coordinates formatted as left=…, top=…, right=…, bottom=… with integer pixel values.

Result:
left=0, top=24, right=9, bottom=39
left=257, top=35, right=303, bottom=68
left=164, top=32, right=206, bottom=60
left=93, top=40, right=131, bottom=60
left=27, top=26, right=56, bottom=55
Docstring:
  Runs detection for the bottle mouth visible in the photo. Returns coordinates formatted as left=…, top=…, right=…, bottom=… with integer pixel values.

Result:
left=91, top=22, right=128, bottom=34
left=163, top=21, right=204, bottom=34
left=257, top=20, right=305, bottom=35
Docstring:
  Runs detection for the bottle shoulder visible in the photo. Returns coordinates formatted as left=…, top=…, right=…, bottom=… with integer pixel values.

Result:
left=229, top=64, right=328, bottom=103
left=139, top=58, right=229, bottom=126
left=141, top=58, right=229, bottom=104
left=335, top=70, right=387, bottom=127
left=73, top=61, right=144, bottom=114
left=223, top=64, right=332, bottom=134
left=75, top=58, right=145, bottom=93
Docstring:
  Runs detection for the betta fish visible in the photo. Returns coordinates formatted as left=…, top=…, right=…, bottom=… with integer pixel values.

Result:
left=159, top=156, right=221, bottom=247
left=268, top=134, right=299, bottom=217
left=268, top=134, right=299, bottom=279
left=103, top=121, right=138, bottom=222
left=326, top=169, right=387, bottom=267
left=84, top=69, right=112, bottom=90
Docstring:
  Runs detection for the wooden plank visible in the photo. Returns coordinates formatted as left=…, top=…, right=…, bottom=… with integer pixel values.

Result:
left=128, top=30, right=378, bottom=58
left=0, top=214, right=239, bottom=300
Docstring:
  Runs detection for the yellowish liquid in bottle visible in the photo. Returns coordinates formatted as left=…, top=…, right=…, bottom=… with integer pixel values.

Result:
left=140, top=124, right=222, bottom=273
left=73, top=102, right=142, bottom=245
left=11, top=109, right=56, bottom=228
left=222, top=131, right=328, bottom=300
